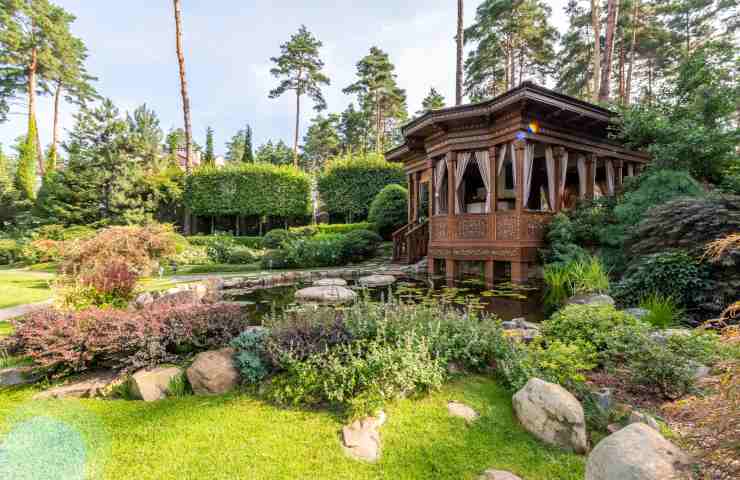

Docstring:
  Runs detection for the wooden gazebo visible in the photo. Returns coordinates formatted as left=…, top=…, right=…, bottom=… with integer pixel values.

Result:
left=388, top=82, right=649, bottom=285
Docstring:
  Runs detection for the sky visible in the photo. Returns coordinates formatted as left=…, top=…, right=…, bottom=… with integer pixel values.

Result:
left=0, top=0, right=569, bottom=157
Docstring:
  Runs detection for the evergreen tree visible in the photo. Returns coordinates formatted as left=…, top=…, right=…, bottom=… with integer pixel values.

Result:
left=338, top=103, right=370, bottom=154
left=343, top=47, right=408, bottom=154
left=225, top=129, right=246, bottom=163
left=14, top=115, right=37, bottom=200
left=465, top=0, right=559, bottom=98
left=556, top=0, right=598, bottom=98
left=417, top=87, right=446, bottom=115
left=241, top=125, right=254, bottom=163
left=0, top=143, right=20, bottom=228
left=127, top=104, right=164, bottom=171
left=255, top=140, right=294, bottom=166
left=204, top=126, right=215, bottom=166
left=301, top=114, right=340, bottom=172
left=269, top=25, right=330, bottom=167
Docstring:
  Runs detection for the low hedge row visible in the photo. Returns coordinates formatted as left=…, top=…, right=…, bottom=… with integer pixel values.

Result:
left=290, top=222, right=376, bottom=236
left=188, top=235, right=263, bottom=249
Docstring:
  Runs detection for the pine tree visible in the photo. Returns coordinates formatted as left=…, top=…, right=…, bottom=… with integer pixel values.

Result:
left=338, top=103, right=370, bottom=154
left=14, top=114, right=37, bottom=200
left=241, top=125, right=254, bottom=163
left=301, top=114, right=340, bottom=172
left=555, top=0, right=595, bottom=99
left=255, top=140, right=294, bottom=166
left=343, top=47, right=408, bottom=154
left=418, top=87, right=446, bottom=115
left=204, top=126, right=215, bottom=166
left=269, top=25, right=330, bottom=167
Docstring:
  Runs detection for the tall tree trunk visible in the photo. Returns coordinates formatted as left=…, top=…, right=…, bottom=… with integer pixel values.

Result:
left=618, top=40, right=626, bottom=103
left=28, top=45, right=44, bottom=176
left=625, top=0, right=640, bottom=105
left=173, top=0, right=193, bottom=234
left=293, top=91, right=301, bottom=167
left=590, top=0, right=602, bottom=102
left=456, top=0, right=464, bottom=105
left=375, top=93, right=382, bottom=154
left=50, top=81, right=62, bottom=170
left=599, top=0, right=620, bottom=102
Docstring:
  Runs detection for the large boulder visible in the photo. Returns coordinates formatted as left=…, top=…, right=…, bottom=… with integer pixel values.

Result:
left=33, top=371, right=118, bottom=400
left=566, top=294, right=615, bottom=307
left=295, top=286, right=357, bottom=305
left=586, top=423, right=691, bottom=480
left=313, top=278, right=348, bottom=287
left=512, top=378, right=588, bottom=453
left=187, top=348, right=239, bottom=395
left=447, top=401, right=479, bottom=423
left=358, top=274, right=396, bottom=287
left=341, top=411, right=386, bottom=462
left=0, top=366, right=41, bottom=387
left=130, top=366, right=183, bottom=402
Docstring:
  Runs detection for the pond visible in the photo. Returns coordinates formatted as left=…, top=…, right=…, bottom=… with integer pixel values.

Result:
left=224, top=275, right=545, bottom=324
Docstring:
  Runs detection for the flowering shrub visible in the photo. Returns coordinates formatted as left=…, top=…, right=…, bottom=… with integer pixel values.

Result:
left=20, top=239, right=66, bottom=264
left=11, top=302, right=245, bottom=375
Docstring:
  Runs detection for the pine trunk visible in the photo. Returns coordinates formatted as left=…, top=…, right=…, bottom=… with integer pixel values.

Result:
left=590, top=0, right=602, bottom=102
left=625, top=0, right=639, bottom=105
left=294, top=91, right=301, bottom=167
left=618, top=40, right=626, bottom=103
left=51, top=82, right=62, bottom=169
left=28, top=46, right=44, bottom=176
left=173, top=0, right=193, bottom=235
left=456, top=0, right=464, bottom=105
left=599, top=0, right=619, bottom=102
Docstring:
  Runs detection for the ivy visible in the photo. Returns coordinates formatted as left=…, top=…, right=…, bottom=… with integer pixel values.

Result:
left=184, top=164, right=311, bottom=218
left=317, top=153, right=405, bottom=222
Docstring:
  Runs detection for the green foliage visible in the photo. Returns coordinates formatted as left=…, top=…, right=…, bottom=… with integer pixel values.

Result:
left=368, top=184, right=408, bottom=237
left=230, top=329, right=270, bottom=384
left=281, top=235, right=349, bottom=268
left=184, top=163, right=311, bottom=218
left=260, top=249, right=292, bottom=269
left=167, top=372, right=192, bottom=398
left=188, top=235, right=263, bottom=250
left=543, top=257, right=610, bottom=309
left=417, top=87, right=445, bottom=115
left=254, top=140, right=294, bottom=166
left=226, top=245, right=258, bottom=265
left=542, top=304, right=644, bottom=354
left=262, top=229, right=293, bottom=249
left=301, top=114, right=340, bottom=172
left=542, top=213, right=591, bottom=265
left=612, top=251, right=705, bottom=309
left=626, top=341, right=696, bottom=400
left=0, top=238, right=20, bottom=265
left=639, top=294, right=683, bottom=329
left=528, top=339, right=597, bottom=389
left=15, top=117, right=37, bottom=200
left=340, top=229, right=382, bottom=261
left=665, top=330, right=722, bottom=366
left=318, top=152, right=405, bottom=222
left=203, top=126, right=215, bottom=166
left=290, top=222, right=375, bottom=236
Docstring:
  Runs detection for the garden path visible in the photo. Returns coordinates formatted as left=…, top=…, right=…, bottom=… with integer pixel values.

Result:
left=0, top=300, right=53, bottom=322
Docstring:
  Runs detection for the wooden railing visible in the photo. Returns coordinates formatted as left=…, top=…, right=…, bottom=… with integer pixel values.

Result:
left=392, top=220, right=429, bottom=264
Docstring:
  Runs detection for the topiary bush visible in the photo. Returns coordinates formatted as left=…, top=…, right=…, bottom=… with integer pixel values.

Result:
left=262, top=229, right=293, bottom=249
left=340, top=229, right=382, bottom=261
left=368, top=184, right=408, bottom=238
left=318, top=152, right=405, bottom=223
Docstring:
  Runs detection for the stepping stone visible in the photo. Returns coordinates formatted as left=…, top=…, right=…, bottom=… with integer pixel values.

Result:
left=313, top=278, right=348, bottom=287
left=295, top=286, right=357, bottom=305
left=358, top=274, right=396, bottom=287
left=447, top=401, right=479, bottom=423
left=33, top=370, right=118, bottom=400
left=479, top=470, right=523, bottom=480
left=341, top=411, right=386, bottom=462
left=0, top=366, right=41, bottom=387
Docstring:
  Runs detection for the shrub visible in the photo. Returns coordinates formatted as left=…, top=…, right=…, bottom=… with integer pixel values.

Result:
left=639, top=294, right=683, bottom=328
left=542, top=304, right=644, bottom=354
left=368, top=184, right=408, bottom=238
left=542, top=213, right=591, bottom=265
left=19, top=239, right=66, bottom=264
left=528, top=339, right=597, bottom=389
left=226, top=246, right=258, bottom=265
left=11, top=302, right=246, bottom=375
left=612, top=251, right=705, bottom=309
left=230, top=329, right=270, bottom=384
left=0, top=239, right=20, bottom=265
left=57, top=260, right=139, bottom=310
left=282, top=236, right=347, bottom=268
left=340, top=229, right=382, bottom=261
left=184, top=163, right=311, bottom=219
left=170, top=245, right=211, bottom=266
left=666, top=330, right=722, bottom=365
left=627, top=341, right=696, bottom=399
left=262, top=229, right=293, bottom=249
left=290, top=222, right=375, bottom=236
left=260, top=249, right=292, bottom=269
left=543, top=256, right=609, bottom=309
left=318, top=152, right=405, bottom=222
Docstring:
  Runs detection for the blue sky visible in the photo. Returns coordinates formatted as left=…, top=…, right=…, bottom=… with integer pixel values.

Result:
left=0, top=0, right=568, bottom=156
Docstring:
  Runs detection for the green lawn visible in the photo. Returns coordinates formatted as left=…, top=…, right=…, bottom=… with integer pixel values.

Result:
left=0, top=268, right=55, bottom=309
left=0, top=376, right=584, bottom=479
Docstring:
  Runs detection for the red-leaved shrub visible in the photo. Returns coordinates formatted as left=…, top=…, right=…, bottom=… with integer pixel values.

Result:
left=11, top=302, right=246, bottom=375
left=79, top=259, right=139, bottom=300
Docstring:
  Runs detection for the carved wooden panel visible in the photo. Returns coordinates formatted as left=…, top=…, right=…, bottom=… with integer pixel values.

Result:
left=524, top=215, right=549, bottom=241
left=432, top=218, right=448, bottom=241
left=452, top=248, right=517, bottom=258
left=458, top=217, right=488, bottom=239
left=496, top=215, right=518, bottom=241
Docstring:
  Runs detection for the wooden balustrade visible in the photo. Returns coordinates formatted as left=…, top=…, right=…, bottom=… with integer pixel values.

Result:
left=392, top=220, right=429, bottom=264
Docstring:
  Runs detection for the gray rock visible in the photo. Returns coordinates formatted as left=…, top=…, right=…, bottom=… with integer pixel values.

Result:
left=566, top=294, right=615, bottom=307
left=629, top=411, right=660, bottom=431
left=341, top=411, right=386, bottom=462
left=0, top=366, right=41, bottom=387
left=33, top=371, right=117, bottom=400
left=130, top=366, right=184, bottom=402
left=447, top=401, right=479, bottom=423
left=187, top=348, right=239, bottom=395
left=512, top=378, right=588, bottom=453
left=358, top=274, right=396, bottom=287
left=593, top=388, right=613, bottom=412
left=586, top=423, right=691, bottom=480
left=479, top=470, right=523, bottom=480
left=295, top=286, right=357, bottom=305
left=688, top=360, right=710, bottom=380
left=313, top=278, right=348, bottom=287
left=624, top=308, right=650, bottom=320
left=134, top=292, right=154, bottom=308
left=649, top=328, right=692, bottom=345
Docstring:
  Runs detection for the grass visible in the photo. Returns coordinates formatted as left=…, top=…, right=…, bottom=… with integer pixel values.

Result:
left=167, top=263, right=263, bottom=275
left=543, top=256, right=610, bottom=309
left=639, top=293, right=683, bottom=328
left=0, top=268, right=55, bottom=309
left=0, top=376, right=584, bottom=479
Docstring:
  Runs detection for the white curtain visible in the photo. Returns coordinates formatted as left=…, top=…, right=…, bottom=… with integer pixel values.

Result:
left=522, top=143, right=534, bottom=209
left=606, top=159, right=615, bottom=195
left=475, top=150, right=492, bottom=212
left=497, top=143, right=507, bottom=177
left=511, top=143, right=517, bottom=187
left=577, top=154, right=587, bottom=199
left=545, top=146, right=556, bottom=211
left=559, top=150, right=569, bottom=207
left=627, top=163, right=634, bottom=177
left=454, top=152, right=471, bottom=214
left=434, top=155, right=448, bottom=214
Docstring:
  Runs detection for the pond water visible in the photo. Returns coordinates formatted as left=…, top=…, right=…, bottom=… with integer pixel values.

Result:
left=225, top=275, right=545, bottom=324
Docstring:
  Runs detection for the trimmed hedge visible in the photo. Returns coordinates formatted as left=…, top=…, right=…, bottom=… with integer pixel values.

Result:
left=188, top=235, right=263, bottom=249
left=184, top=164, right=311, bottom=218
left=369, top=184, right=408, bottom=238
left=317, top=153, right=405, bottom=222
left=290, top=222, right=376, bottom=236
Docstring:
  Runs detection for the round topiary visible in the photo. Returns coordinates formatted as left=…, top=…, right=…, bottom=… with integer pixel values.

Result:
left=341, top=229, right=383, bottom=261
left=368, top=184, right=408, bottom=238
left=262, top=229, right=293, bottom=249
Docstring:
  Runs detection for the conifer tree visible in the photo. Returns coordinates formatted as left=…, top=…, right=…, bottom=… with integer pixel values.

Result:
left=418, top=87, right=446, bottom=115
left=241, top=125, right=254, bottom=163
left=204, top=126, right=215, bottom=166
left=14, top=114, right=37, bottom=200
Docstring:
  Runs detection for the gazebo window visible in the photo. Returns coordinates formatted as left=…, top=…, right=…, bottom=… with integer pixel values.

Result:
left=455, top=151, right=491, bottom=214
left=434, top=155, right=448, bottom=215
left=497, top=144, right=516, bottom=211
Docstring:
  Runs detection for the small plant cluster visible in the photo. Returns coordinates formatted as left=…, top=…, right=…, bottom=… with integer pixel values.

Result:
left=8, top=301, right=246, bottom=375
left=290, top=222, right=375, bottom=237
left=260, top=228, right=382, bottom=269
left=543, top=256, right=610, bottom=309
left=229, top=299, right=531, bottom=418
